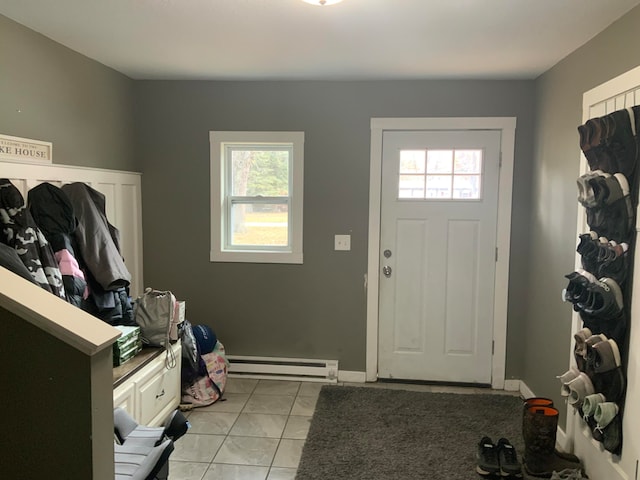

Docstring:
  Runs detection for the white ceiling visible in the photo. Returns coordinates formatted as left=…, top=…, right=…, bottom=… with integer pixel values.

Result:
left=1, top=0, right=639, bottom=81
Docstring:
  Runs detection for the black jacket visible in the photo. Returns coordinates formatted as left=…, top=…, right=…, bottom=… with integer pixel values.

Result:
left=0, top=179, right=65, bottom=298
left=61, top=182, right=134, bottom=325
left=28, top=182, right=87, bottom=308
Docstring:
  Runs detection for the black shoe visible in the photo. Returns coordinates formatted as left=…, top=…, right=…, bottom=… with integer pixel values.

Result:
left=476, top=436, right=500, bottom=476
left=496, top=438, right=522, bottom=477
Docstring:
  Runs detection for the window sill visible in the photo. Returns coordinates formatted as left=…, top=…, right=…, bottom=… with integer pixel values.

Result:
left=210, top=250, right=303, bottom=264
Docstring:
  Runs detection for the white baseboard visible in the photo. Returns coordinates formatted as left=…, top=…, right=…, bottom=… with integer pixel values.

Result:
left=503, top=379, right=521, bottom=392
left=519, top=380, right=535, bottom=400
left=338, top=370, right=367, bottom=383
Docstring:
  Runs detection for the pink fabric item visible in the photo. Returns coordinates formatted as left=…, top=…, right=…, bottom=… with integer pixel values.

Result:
left=54, top=249, right=89, bottom=298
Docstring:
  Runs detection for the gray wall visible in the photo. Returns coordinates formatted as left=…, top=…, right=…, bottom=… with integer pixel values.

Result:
left=135, top=80, right=536, bottom=372
left=0, top=14, right=137, bottom=171
left=525, top=5, right=640, bottom=425
left=7, top=2, right=640, bottom=386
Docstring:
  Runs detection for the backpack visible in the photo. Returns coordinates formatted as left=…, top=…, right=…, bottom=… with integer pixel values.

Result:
left=134, top=288, right=180, bottom=348
left=179, top=320, right=205, bottom=386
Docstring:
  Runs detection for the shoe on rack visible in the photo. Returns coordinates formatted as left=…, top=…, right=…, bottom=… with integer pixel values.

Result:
left=576, top=232, right=600, bottom=273
left=563, top=269, right=597, bottom=309
left=573, top=327, right=593, bottom=372
left=579, top=118, right=612, bottom=172
left=579, top=310, right=627, bottom=353
left=581, top=277, right=623, bottom=318
left=496, top=438, right=522, bottom=477
left=583, top=334, right=608, bottom=378
left=576, top=171, right=606, bottom=208
left=566, top=373, right=595, bottom=409
left=596, top=241, right=628, bottom=286
left=590, top=339, right=626, bottom=403
left=604, top=109, right=638, bottom=180
left=594, top=402, right=622, bottom=454
left=591, top=194, right=634, bottom=244
left=476, top=436, right=500, bottom=476
left=557, top=367, right=580, bottom=397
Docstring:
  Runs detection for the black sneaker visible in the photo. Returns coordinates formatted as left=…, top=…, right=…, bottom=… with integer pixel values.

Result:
left=496, top=438, right=522, bottom=477
left=476, top=436, right=499, bottom=476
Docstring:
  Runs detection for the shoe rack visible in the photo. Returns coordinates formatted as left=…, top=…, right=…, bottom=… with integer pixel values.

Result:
left=561, top=107, right=639, bottom=456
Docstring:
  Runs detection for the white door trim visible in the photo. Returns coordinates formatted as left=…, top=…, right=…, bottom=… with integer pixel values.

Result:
left=366, top=117, right=516, bottom=388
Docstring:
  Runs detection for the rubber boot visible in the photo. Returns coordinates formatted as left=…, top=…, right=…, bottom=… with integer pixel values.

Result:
left=523, top=405, right=582, bottom=478
left=522, top=398, right=580, bottom=463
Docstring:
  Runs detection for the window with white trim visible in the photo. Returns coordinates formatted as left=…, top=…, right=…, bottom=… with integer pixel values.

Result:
left=210, top=131, right=304, bottom=264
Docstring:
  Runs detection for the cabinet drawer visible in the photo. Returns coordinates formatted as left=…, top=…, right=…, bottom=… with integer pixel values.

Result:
left=113, top=382, right=135, bottom=415
left=136, top=360, right=180, bottom=426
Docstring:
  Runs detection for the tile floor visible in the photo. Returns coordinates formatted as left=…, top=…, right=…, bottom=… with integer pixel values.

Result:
left=169, top=377, right=320, bottom=480
left=169, top=377, right=517, bottom=480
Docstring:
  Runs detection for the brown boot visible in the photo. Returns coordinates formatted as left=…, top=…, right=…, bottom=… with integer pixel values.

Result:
left=523, top=405, right=582, bottom=478
left=522, top=398, right=580, bottom=463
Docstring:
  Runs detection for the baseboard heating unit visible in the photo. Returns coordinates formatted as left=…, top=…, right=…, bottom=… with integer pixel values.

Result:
left=226, top=356, right=339, bottom=383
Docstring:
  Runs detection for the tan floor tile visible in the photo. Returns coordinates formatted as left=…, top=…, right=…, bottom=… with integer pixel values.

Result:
left=272, top=439, right=305, bottom=469
left=213, top=436, right=280, bottom=466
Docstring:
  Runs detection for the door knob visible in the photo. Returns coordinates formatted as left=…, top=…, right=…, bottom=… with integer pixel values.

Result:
left=382, top=266, right=392, bottom=277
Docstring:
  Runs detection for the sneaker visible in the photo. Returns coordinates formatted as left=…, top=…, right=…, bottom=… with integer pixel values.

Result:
left=594, top=402, right=622, bottom=454
left=596, top=242, right=628, bottom=286
left=583, top=334, right=608, bottom=377
left=579, top=118, right=612, bottom=172
left=576, top=232, right=600, bottom=273
left=604, top=109, right=638, bottom=180
left=576, top=171, right=606, bottom=207
left=579, top=310, right=628, bottom=353
left=495, top=438, right=522, bottom=477
left=476, top=436, right=499, bottom=476
left=566, top=373, right=595, bottom=408
left=563, top=269, right=597, bottom=309
left=581, top=277, right=623, bottom=318
left=590, top=339, right=626, bottom=403
left=557, top=367, right=580, bottom=397
left=573, top=327, right=592, bottom=372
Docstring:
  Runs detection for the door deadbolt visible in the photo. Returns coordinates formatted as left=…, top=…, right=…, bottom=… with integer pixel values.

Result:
left=382, top=266, right=392, bottom=277
left=383, top=249, right=392, bottom=258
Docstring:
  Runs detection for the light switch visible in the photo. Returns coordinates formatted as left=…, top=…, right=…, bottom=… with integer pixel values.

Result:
left=334, top=234, right=351, bottom=251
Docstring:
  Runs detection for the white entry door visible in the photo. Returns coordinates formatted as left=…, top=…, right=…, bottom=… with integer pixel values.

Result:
left=377, top=129, right=501, bottom=384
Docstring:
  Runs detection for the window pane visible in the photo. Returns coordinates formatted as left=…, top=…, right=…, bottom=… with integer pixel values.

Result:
left=454, top=150, right=482, bottom=174
left=426, top=175, right=452, bottom=198
left=399, top=174, right=425, bottom=198
left=231, top=149, right=289, bottom=196
left=453, top=175, right=481, bottom=199
left=399, top=150, right=426, bottom=174
left=426, top=150, right=453, bottom=174
left=231, top=204, right=288, bottom=246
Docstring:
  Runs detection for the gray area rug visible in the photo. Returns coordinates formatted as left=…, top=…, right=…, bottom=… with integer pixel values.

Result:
left=296, top=385, right=524, bottom=480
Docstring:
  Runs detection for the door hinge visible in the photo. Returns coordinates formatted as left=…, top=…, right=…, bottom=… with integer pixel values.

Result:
left=492, top=341, right=495, bottom=355
left=495, top=247, right=498, bottom=262
left=499, top=151, right=503, bottom=168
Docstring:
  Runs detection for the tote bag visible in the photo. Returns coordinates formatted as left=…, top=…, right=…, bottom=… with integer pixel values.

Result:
left=134, top=288, right=180, bottom=368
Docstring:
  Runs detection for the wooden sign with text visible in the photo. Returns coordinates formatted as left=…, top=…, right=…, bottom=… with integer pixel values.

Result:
left=0, top=134, right=52, bottom=164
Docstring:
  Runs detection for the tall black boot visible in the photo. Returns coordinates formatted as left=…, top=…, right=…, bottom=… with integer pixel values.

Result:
left=522, top=398, right=581, bottom=463
left=523, top=405, right=582, bottom=478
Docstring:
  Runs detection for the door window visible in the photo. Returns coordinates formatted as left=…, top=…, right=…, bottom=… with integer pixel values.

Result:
left=398, top=149, right=483, bottom=199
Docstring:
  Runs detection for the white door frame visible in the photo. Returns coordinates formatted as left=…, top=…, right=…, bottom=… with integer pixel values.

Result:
left=366, top=117, right=516, bottom=389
